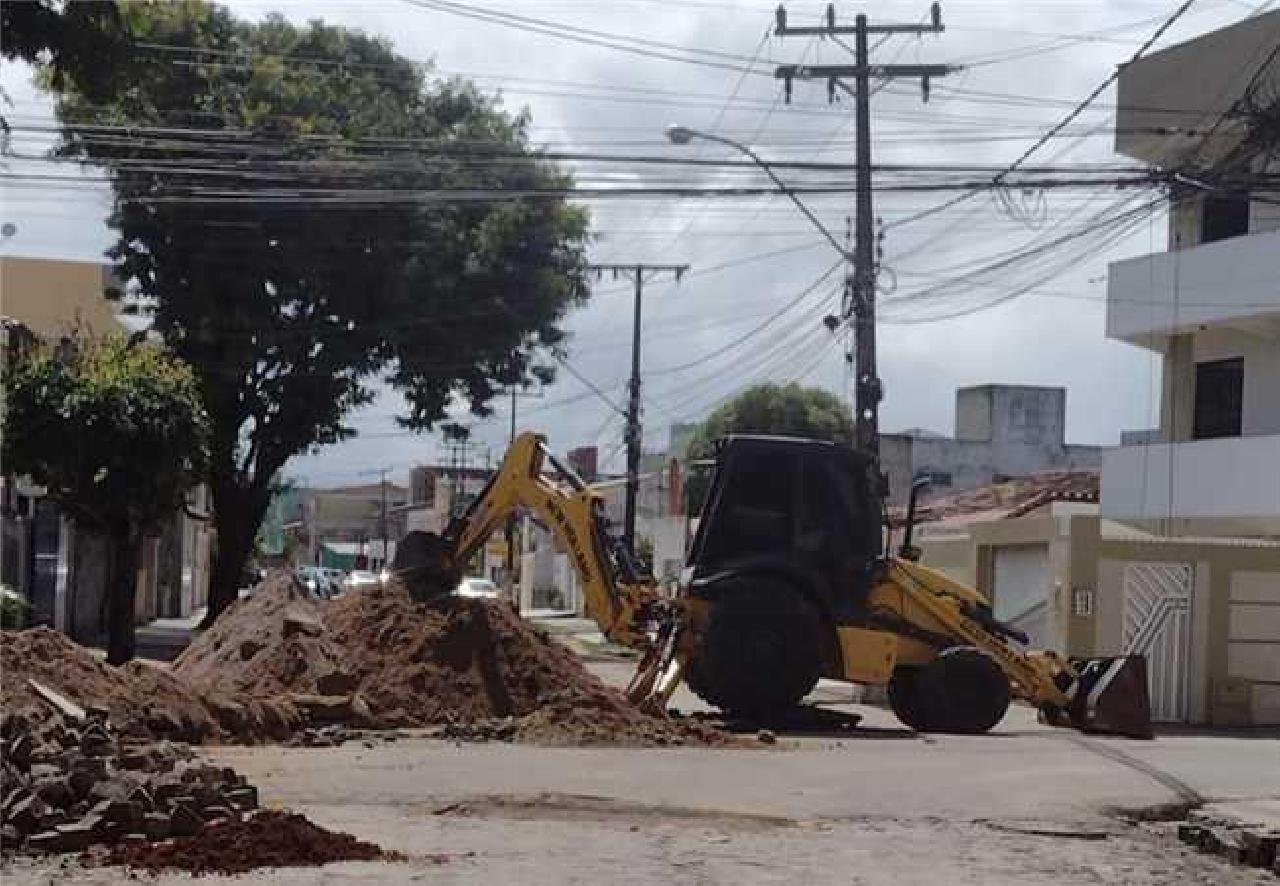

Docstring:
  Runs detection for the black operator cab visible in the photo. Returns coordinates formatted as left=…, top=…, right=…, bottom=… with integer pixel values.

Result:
left=685, top=435, right=882, bottom=620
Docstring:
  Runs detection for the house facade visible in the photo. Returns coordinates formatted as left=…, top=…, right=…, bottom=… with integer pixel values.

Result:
left=1100, top=11, right=1280, bottom=538
left=1, top=256, right=212, bottom=636
left=917, top=477, right=1280, bottom=727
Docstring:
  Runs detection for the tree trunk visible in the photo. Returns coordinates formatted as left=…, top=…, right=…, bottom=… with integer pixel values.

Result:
left=202, top=482, right=271, bottom=628
left=105, top=528, right=142, bottom=666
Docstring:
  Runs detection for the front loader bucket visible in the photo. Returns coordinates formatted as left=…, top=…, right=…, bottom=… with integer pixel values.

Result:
left=1067, top=655, right=1153, bottom=739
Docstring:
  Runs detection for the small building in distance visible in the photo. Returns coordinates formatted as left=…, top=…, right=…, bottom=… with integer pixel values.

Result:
left=282, top=481, right=409, bottom=571
left=880, top=384, right=1106, bottom=506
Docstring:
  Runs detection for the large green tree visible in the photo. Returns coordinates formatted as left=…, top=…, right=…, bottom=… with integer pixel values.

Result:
left=0, top=0, right=128, bottom=142
left=48, top=3, right=590, bottom=622
left=685, top=383, right=854, bottom=514
left=1, top=337, right=210, bottom=663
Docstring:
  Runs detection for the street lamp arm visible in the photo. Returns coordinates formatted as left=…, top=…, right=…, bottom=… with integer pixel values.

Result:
left=666, top=125, right=850, bottom=260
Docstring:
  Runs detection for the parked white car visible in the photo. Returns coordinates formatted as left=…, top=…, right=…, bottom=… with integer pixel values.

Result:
left=344, top=570, right=382, bottom=593
left=454, top=577, right=499, bottom=599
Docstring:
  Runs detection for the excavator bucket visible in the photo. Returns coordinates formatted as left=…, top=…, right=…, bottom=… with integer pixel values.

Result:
left=389, top=531, right=462, bottom=602
left=1066, top=655, right=1153, bottom=739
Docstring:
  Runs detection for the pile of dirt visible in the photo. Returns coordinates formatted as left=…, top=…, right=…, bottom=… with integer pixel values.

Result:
left=176, top=577, right=729, bottom=747
left=172, top=574, right=351, bottom=700
left=1, top=627, right=221, bottom=743
left=91, top=810, right=395, bottom=875
left=0, top=627, right=298, bottom=744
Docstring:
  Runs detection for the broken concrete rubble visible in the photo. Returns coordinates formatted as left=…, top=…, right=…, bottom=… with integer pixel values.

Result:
left=1176, top=804, right=1280, bottom=874
left=0, top=708, right=257, bottom=856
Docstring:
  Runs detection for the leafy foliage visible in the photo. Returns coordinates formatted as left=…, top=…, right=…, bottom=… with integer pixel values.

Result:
left=1, top=336, right=210, bottom=534
left=46, top=2, right=591, bottom=616
left=0, top=0, right=128, bottom=140
left=684, top=383, right=853, bottom=514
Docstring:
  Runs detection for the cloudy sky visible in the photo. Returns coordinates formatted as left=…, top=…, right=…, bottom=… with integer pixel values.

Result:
left=2, top=0, right=1270, bottom=489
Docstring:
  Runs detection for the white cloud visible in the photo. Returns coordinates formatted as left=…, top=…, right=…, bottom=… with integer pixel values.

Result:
left=2, top=0, right=1253, bottom=487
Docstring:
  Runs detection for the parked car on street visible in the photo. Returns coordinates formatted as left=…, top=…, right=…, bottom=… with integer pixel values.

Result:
left=344, top=570, right=381, bottom=593
left=295, top=566, right=339, bottom=599
left=454, top=577, right=499, bottom=599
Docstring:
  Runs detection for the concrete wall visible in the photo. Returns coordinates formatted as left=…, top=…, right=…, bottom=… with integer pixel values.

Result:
left=919, top=506, right=1084, bottom=655
left=1094, top=538, right=1280, bottom=726
left=0, top=257, right=123, bottom=338
left=1226, top=571, right=1280, bottom=724
left=883, top=385, right=1104, bottom=504
left=1101, top=434, right=1280, bottom=529
left=1106, top=228, right=1280, bottom=346
left=1115, top=10, right=1280, bottom=165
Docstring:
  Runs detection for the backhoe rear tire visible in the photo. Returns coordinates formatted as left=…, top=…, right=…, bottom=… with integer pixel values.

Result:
left=888, top=665, right=936, bottom=732
left=687, top=579, right=822, bottom=720
left=904, top=647, right=1010, bottom=735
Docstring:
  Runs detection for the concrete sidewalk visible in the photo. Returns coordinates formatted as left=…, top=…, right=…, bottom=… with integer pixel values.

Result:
left=133, top=608, right=206, bottom=662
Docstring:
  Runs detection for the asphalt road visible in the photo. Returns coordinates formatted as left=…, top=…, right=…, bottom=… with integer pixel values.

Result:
left=5, top=662, right=1278, bottom=885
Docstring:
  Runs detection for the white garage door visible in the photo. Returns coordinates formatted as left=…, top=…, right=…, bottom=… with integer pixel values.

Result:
left=992, top=544, right=1052, bottom=650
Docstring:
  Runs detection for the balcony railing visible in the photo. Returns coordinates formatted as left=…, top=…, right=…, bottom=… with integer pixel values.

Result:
left=1106, top=229, right=1280, bottom=346
left=1101, top=434, right=1280, bottom=521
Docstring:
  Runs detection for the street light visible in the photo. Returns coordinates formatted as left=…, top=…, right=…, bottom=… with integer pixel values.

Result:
left=664, top=124, right=850, bottom=261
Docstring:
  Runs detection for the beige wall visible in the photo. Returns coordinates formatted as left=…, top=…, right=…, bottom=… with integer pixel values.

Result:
left=0, top=257, right=122, bottom=338
left=1095, top=539, right=1280, bottom=726
left=923, top=508, right=1280, bottom=726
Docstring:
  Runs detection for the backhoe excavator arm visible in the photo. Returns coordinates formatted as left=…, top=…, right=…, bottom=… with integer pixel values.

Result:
left=399, top=432, right=662, bottom=649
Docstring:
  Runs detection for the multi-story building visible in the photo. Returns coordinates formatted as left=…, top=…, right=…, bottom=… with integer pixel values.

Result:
left=1085, top=12, right=1280, bottom=727
left=1100, top=11, right=1280, bottom=538
left=1, top=256, right=212, bottom=635
left=281, top=482, right=409, bottom=570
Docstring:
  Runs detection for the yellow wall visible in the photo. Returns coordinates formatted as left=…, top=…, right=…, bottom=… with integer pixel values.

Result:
left=0, top=257, right=123, bottom=338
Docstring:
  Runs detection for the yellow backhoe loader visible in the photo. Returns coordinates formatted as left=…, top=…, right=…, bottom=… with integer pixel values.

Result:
left=392, top=431, right=1151, bottom=738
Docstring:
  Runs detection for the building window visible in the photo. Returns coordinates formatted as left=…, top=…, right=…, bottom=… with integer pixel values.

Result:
left=1200, top=194, right=1250, bottom=244
left=1193, top=357, right=1243, bottom=440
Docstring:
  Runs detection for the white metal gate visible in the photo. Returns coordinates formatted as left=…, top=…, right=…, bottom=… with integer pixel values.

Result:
left=1122, top=562, right=1193, bottom=722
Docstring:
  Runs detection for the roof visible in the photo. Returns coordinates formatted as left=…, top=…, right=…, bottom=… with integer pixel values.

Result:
left=899, top=471, right=1099, bottom=526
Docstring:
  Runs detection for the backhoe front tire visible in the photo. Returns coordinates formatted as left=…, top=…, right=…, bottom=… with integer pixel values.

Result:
left=893, top=647, right=1010, bottom=735
left=687, top=579, right=822, bottom=720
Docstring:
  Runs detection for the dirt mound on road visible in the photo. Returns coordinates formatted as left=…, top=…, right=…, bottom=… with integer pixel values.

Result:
left=176, top=577, right=727, bottom=747
left=328, top=582, right=727, bottom=746
left=0, top=626, right=221, bottom=742
left=93, top=810, right=396, bottom=875
left=173, top=573, right=348, bottom=699
left=1, top=626, right=298, bottom=743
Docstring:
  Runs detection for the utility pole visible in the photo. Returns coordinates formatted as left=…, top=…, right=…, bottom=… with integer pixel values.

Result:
left=774, top=3, right=955, bottom=461
left=378, top=468, right=388, bottom=559
left=502, top=385, right=544, bottom=608
left=358, top=466, right=393, bottom=569
left=587, top=263, right=689, bottom=556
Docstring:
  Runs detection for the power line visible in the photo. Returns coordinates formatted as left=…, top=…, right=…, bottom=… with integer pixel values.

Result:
left=882, top=0, right=1204, bottom=231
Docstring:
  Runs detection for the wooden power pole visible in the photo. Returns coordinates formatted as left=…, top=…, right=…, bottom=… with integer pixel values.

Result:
left=774, top=3, right=955, bottom=461
left=587, top=263, right=688, bottom=556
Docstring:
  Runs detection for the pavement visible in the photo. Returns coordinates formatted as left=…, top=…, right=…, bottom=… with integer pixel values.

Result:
left=6, top=654, right=1278, bottom=885
left=133, top=608, right=207, bottom=662
left=9, top=606, right=1275, bottom=884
